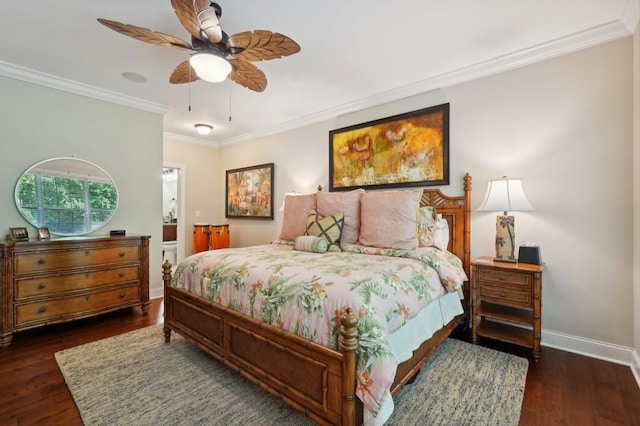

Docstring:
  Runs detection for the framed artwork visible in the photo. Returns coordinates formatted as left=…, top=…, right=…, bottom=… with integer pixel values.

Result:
left=225, top=163, right=274, bottom=219
left=329, top=103, right=449, bottom=191
left=9, top=227, right=29, bottom=241
left=37, top=227, right=50, bottom=240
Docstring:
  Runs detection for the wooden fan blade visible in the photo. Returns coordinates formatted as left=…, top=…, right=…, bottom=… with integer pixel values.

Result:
left=97, top=18, right=193, bottom=51
left=169, top=60, right=201, bottom=84
left=171, top=0, right=222, bottom=44
left=229, top=59, right=267, bottom=92
left=227, top=30, right=301, bottom=62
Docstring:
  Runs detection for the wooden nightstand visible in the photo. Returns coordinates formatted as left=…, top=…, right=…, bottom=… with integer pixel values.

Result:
left=471, top=257, right=544, bottom=362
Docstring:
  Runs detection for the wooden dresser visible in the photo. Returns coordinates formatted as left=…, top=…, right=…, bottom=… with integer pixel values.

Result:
left=0, top=235, right=150, bottom=347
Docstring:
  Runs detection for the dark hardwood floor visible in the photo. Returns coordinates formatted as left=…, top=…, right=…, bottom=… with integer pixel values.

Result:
left=1, top=298, right=639, bottom=425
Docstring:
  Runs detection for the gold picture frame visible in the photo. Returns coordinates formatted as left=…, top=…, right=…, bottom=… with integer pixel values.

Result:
left=329, top=103, right=449, bottom=191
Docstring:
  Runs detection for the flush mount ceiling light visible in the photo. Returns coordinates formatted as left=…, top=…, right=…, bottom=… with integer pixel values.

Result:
left=189, top=53, right=232, bottom=83
left=194, top=124, right=213, bottom=135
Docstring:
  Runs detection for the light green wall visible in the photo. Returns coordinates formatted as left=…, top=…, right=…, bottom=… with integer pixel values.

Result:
left=0, top=76, right=164, bottom=295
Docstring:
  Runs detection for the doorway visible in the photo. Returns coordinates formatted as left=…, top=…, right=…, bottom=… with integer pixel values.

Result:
left=162, top=164, right=185, bottom=267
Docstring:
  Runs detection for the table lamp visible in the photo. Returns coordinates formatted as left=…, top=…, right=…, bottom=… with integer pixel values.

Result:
left=478, top=176, right=534, bottom=262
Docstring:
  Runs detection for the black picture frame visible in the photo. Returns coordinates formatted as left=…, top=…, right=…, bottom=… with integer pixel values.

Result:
left=9, top=227, right=29, bottom=241
left=329, top=103, right=450, bottom=191
left=225, top=163, right=274, bottom=219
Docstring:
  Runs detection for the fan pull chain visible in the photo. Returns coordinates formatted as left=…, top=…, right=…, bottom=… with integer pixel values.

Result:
left=188, top=63, right=192, bottom=111
left=228, top=89, right=232, bottom=122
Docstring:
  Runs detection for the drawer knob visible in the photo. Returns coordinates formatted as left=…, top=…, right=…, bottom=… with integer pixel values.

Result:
left=500, top=292, right=506, bottom=298
left=38, top=283, right=47, bottom=290
left=119, top=293, right=126, bottom=298
left=499, top=275, right=507, bottom=281
left=85, top=250, right=90, bottom=256
left=37, top=307, right=46, bottom=314
left=119, top=252, right=126, bottom=257
left=37, top=258, right=46, bottom=265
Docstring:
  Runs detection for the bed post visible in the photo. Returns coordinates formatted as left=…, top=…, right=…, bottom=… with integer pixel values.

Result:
left=340, top=308, right=358, bottom=426
left=463, top=172, right=472, bottom=277
left=162, top=260, right=173, bottom=343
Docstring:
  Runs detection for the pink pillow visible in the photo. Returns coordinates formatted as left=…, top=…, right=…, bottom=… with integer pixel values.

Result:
left=316, top=189, right=364, bottom=244
left=278, top=193, right=317, bottom=241
left=358, top=189, right=422, bottom=250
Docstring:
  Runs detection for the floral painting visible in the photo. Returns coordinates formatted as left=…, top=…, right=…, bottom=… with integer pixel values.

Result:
left=329, top=104, right=449, bottom=191
left=226, top=163, right=274, bottom=219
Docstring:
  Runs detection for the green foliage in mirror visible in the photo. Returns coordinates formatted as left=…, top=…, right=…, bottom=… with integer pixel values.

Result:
left=15, top=158, right=119, bottom=236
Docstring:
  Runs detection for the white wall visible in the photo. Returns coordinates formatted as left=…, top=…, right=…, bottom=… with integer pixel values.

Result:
left=217, top=37, right=635, bottom=350
left=0, top=76, right=164, bottom=296
left=633, top=17, right=640, bottom=370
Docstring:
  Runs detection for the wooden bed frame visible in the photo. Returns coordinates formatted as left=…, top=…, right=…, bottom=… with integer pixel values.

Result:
left=162, top=173, right=471, bottom=425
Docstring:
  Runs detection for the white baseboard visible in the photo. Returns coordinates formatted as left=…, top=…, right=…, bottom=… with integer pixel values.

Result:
left=150, top=287, right=164, bottom=300
left=542, top=329, right=640, bottom=389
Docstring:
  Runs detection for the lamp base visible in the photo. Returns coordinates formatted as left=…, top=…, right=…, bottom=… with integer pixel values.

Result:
left=494, top=214, right=516, bottom=261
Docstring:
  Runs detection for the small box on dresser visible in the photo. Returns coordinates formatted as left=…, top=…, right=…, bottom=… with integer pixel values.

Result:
left=471, top=256, right=544, bottom=362
left=0, top=235, right=150, bottom=348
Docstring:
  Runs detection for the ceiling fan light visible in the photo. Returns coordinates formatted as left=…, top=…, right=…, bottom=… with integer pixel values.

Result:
left=189, top=53, right=231, bottom=82
left=194, top=123, right=213, bottom=135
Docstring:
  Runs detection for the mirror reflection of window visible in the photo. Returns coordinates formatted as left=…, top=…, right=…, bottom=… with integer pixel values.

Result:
left=15, top=158, right=119, bottom=236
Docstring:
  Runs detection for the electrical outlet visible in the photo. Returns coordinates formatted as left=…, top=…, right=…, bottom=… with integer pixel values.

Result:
left=195, top=210, right=201, bottom=218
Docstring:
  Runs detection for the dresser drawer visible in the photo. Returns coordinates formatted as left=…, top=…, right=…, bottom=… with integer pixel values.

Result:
left=15, top=285, right=141, bottom=326
left=15, top=266, right=140, bottom=300
left=479, top=284, right=532, bottom=308
left=14, top=246, right=140, bottom=274
left=477, top=269, right=531, bottom=289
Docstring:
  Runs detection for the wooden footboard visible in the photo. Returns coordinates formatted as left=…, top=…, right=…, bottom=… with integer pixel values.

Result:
left=163, top=262, right=359, bottom=424
left=162, top=173, right=472, bottom=425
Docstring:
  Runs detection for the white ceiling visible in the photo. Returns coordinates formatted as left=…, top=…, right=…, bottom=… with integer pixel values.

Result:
left=0, top=1, right=636, bottom=147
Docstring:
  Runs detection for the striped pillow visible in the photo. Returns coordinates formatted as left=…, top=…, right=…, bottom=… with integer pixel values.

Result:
left=293, top=235, right=328, bottom=253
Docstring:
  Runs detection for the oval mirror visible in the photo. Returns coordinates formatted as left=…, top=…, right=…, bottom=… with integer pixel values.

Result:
left=15, top=157, right=119, bottom=236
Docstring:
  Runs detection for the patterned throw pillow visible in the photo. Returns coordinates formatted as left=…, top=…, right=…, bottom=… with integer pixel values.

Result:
left=417, top=206, right=450, bottom=250
left=305, top=210, right=344, bottom=252
left=417, top=206, right=438, bottom=247
left=293, top=235, right=328, bottom=253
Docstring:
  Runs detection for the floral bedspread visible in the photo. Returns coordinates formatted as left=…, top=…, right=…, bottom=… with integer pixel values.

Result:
left=171, top=243, right=467, bottom=419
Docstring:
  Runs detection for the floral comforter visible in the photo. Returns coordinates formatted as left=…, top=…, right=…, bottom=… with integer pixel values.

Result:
left=171, top=242, right=467, bottom=419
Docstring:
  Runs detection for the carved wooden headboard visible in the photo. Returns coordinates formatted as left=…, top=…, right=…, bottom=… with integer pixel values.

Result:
left=419, top=173, right=472, bottom=280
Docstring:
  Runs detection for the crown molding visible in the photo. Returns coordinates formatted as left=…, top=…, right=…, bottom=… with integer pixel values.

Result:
left=217, top=17, right=633, bottom=146
left=0, top=60, right=169, bottom=115
left=0, top=10, right=634, bottom=147
left=621, top=0, right=640, bottom=32
left=163, top=131, right=221, bottom=148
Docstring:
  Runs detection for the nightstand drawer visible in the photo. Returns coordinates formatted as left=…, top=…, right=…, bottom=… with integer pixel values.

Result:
left=478, top=269, right=531, bottom=289
left=479, top=285, right=531, bottom=308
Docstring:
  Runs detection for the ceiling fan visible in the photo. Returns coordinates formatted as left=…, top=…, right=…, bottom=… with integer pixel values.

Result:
left=98, top=0, right=300, bottom=92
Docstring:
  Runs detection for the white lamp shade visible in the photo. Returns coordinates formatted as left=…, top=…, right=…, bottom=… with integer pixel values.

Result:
left=189, top=53, right=232, bottom=82
left=478, top=177, right=534, bottom=213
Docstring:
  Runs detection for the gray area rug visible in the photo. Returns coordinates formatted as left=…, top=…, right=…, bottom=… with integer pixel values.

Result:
left=55, top=324, right=528, bottom=425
